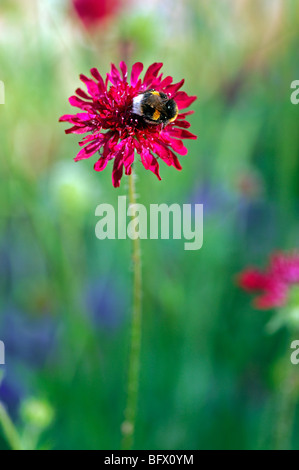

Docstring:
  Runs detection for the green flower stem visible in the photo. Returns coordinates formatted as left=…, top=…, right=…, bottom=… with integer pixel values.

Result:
left=121, top=170, right=143, bottom=450
left=0, top=402, right=22, bottom=451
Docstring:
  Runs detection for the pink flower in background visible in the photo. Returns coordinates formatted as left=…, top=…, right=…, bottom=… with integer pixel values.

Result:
left=60, top=61, right=197, bottom=187
left=72, top=0, right=121, bottom=28
left=238, top=251, right=299, bottom=309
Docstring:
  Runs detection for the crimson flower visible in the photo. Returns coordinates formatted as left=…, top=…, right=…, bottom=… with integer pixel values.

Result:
left=59, top=61, right=197, bottom=187
left=72, top=0, right=121, bottom=28
left=238, top=251, right=299, bottom=309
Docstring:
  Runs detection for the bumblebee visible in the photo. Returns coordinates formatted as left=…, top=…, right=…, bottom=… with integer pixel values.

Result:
left=132, top=90, right=178, bottom=127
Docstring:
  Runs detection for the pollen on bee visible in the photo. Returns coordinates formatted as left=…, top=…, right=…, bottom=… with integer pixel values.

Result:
left=153, top=109, right=161, bottom=121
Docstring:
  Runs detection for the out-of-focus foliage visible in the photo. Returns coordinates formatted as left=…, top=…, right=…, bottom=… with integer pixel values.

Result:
left=0, top=0, right=299, bottom=450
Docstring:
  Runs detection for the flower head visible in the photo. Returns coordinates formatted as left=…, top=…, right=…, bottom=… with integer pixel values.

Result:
left=59, top=61, right=197, bottom=187
left=237, top=251, right=299, bottom=309
left=72, top=0, right=121, bottom=29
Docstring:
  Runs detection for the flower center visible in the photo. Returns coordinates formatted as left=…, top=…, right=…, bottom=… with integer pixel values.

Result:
left=97, top=84, right=162, bottom=140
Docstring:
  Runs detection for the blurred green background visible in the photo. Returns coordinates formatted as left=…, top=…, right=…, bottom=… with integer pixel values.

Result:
left=1, top=0, right=299, bottom=450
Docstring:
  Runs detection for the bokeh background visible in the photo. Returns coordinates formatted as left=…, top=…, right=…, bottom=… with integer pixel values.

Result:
left=1, top=0, right=299, bottom=450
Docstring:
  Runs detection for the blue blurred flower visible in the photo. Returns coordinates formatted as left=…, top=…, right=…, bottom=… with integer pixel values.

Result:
left=236, top=197, right=277, bottom=246
left=0, top=371, right=25, bottom=420
left=191, top=180, right=234, bottom=215
left=235, top=172, right=278, bottom=253
left=191, top=174, right=277, bottom=250
left=86, top=279, right=128, bottom=330
left=1, top=306, right=57, bottom=368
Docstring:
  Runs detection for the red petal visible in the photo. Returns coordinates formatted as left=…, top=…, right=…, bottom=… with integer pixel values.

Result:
left=94, top=157, right=109, bottom=172
left=90, top=68, right=105, bottom=91
left=65, top=125, right=94, bottom=134
left=254, top=285, right=288, bottom=310
left=175, top=91, right=197, bottom=110
left=120, top=61, right=128, bottom=82
left=80, top=74, right=100, bottom=97
left=159, top=75, right=173, bottom=90
left=269, top=252, right=299, bottom=284
left=75, top=88, right=93, bottom=100
left=69, top=95, right=92, bottom=111
left=168, top=139, right=188, bottom=156
left=112, top=150, right=124, bottom=188
left=166, top=127, right=197, bottom=140
left=107, top=63, right=122, bottom=86
left=164, top=79, right=185, bottom=98
left=168, top=150, right=182, bottom=170
left=238, top=269, right=270, bottom=291
left=60, top=112, right=94, bottom=124
left=173, top=120, right=191, bottom=129
left=79, top=133, right=103, bottom=146
left=59, top=114, right=75, bottom=122
left=124, top=149, right=135, bottom=175
left=123, top=141, right=135, bottom=175
left=74, top=140, right=103, bottom=161
left=152, top=141, right=182, bottom=169
left=131, top=62, right=144, bottom=87
left=143, top=63, right=163, bottom=88
left=140, top=148, right=161, bottom=180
